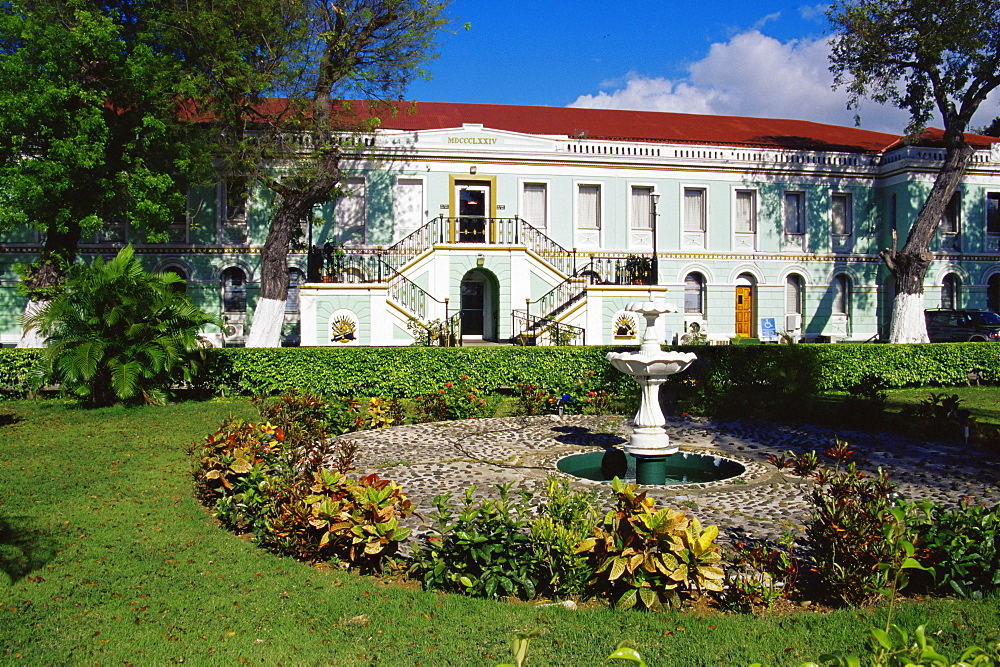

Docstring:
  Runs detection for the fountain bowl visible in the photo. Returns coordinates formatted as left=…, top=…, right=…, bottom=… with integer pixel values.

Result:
left=605, top=351, right=697, bottom=377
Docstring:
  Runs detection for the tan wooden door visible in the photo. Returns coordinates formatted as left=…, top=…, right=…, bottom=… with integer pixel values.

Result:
left=735, top=285, right=753, bottom=337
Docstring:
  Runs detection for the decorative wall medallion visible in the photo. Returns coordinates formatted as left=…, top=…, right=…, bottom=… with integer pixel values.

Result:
left=329, top=309, right=360, bottom=345
left=613, top=311, right=639, bottom=340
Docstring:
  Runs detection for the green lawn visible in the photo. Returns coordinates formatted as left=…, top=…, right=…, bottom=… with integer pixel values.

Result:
left=885, top=385, right=1000, bottom=426
left=1, top=398, right=998, bottom=665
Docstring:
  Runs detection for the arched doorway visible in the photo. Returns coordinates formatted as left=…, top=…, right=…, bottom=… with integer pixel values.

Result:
left=735, top=273, right=756, bottom=338
left=460, top=269, right=498, bottom=341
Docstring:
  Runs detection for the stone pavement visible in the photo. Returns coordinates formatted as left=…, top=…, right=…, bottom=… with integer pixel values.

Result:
left=345, top=414, right=1000, bottom=546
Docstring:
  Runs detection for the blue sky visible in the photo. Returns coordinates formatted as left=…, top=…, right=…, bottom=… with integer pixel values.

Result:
left=403, top=0, right=1000, bottom=135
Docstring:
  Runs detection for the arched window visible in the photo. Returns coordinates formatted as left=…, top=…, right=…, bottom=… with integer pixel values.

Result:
left=286, top=268, right=305, bottom=313
left=162, top=266, right=187, bottom=294
left=684, top=272, right=704, bottom=314
left=941, top=273, right=961, bottom=310
left=989, top=274, right=1000, bottom=313
left=785, top=274, right=803, bottom=315
left=221, top=267, right=247, bottom=313
left=833, top=274, right=851, bottom=316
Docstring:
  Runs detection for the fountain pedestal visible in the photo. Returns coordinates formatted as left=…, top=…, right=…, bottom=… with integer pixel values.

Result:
left=605, top=300, right=696, bottom=485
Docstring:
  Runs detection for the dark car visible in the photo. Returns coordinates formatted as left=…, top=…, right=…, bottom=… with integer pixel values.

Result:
left=924, top=309, right=1000, bottom=342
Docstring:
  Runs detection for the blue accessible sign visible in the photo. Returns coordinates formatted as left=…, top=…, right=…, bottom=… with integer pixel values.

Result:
left=760, top=317, right=777, bottom=342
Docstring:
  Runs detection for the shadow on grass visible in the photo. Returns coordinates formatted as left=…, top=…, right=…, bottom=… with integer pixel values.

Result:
left=0, top=516, right=58, bottom=584
left=0, top=413, right=23, bottom=427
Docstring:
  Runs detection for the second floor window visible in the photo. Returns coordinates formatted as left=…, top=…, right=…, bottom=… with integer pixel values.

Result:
left=784, top=192, right=805, bottom=235
left=523, top=183, right=548, bottom=230
left=683, top=188, right=706, bottom=232
left=735, top=190, right=756, bottom=234
left=577, top=184, right=601, bottom=229
left=831, top=193, right=852, bottom=236
left=631, top=187, right=653, bottom=230
left=941, top=191, right=961, bottom=235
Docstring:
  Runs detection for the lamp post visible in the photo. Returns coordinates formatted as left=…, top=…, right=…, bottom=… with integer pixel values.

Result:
left=649, top=193, right=660, bottom=285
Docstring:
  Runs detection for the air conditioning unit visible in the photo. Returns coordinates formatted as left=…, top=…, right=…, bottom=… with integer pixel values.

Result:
left=222, top=314, right=246, bottom=343
left=785, top=314, right=802, bottom=333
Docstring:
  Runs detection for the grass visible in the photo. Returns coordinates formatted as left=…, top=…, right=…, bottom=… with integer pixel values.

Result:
left=0, top=398, right=998, bottom=664
left=885, top=385, right=1000, bottom=426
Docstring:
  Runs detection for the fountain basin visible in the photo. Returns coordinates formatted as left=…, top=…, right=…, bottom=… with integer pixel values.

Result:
left=605, top=351, right=697, bottom=377
left=557, top=449, right=745, bottom=486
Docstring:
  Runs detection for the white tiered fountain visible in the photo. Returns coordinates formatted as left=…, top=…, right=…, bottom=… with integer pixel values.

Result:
left=605, top=299, right=697, bottom=484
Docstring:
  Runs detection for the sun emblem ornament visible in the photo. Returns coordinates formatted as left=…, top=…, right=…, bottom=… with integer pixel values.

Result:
left=613, top=312, right=638, bottom=340
left=329, top=309, right=359, bottom=345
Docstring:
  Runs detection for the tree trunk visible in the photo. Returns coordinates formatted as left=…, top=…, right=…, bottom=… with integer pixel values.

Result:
left=17, top=221, right=81, bottom=348
left=883, top=134, right=974, bottom=343
left=245, top=201, right=308, bottom=348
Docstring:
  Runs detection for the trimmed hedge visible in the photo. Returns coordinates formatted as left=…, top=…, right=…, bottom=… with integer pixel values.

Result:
left=1, top=342, right=996, bottom=398
left=201, top=346, right=637, bottom=397
left=685, top=342, right=1000, bottom=392
left=0, top=349, right=44, bottom=390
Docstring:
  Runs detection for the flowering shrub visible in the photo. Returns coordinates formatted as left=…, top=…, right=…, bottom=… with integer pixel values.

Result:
left=413, top=375, right=492, bottom=422
left=515, top=370, right=617, bottom=416
left=764, top=439, right=930, bottom=607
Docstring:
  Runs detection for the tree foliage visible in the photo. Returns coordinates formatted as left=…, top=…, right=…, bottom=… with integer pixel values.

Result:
left=242, top=0, right=453, bottom=347
left=0, top=0, right=206, bottom=297
left=26, top=245, right=221, bottom=406
left=828, top=0, right=1000, bottom=342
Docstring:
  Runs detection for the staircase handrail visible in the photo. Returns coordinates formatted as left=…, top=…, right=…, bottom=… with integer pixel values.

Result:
left=511, top=309, right=586, bottom=346
left=529, top=275, right=587, bottom=320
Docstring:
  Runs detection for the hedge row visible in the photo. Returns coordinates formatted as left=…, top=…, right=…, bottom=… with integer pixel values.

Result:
left=202, top=346, right=636, bottom=397
left=1, top=343, right=996, bottom=399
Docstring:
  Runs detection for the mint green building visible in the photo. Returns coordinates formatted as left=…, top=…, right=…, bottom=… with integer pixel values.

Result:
left=3, top=102, right=999, bottom=347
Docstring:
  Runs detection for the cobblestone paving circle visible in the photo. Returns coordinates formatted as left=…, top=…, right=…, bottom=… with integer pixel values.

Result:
left=344, top=414, right=1000, bottom=546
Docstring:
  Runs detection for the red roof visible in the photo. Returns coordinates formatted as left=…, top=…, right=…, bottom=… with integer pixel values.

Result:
left=371, top=101, right=903, bottom=153
left=882, top=127, right=1000, bottom=151
left=190, top=98, right=1000, bottom=154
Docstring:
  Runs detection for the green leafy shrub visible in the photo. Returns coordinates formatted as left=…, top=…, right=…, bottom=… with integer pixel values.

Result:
left=844, top=373, right=890, bottom=425
left=575, top=478, right=725, bottom=610
left=913, top=501, right=1000, bottom=599
left=726, top=533, right=799, bottom=613
left=529, top=477, right=601, bottom=598
left=816, top=623, right=1000, bottom=667
left=190, top=418, right=289, bottom=533
left=896, top=392, right=976, bottom=441
left=411, top=484, right=538, bottom=599
left=190, top=393, right=411, bottom=572
left=253, top=390, right=362, bottom=443
left=0, top=349, right=45, bottom=396
left=26, top=245, right=220, bottom=406
left=513, top=370, right=618, bottom=416
left=410, top=478, right=602, bottom=601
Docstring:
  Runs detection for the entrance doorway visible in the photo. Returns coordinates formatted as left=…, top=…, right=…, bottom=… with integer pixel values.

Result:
left=455, top=182, right=490, bottom=243
left=735, top=277, right=755, bottom=337
left=459, top=270, right=496, bottom=340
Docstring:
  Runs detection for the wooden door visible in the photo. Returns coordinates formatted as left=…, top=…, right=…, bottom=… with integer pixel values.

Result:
left=735, top=285, right=752, bottom=337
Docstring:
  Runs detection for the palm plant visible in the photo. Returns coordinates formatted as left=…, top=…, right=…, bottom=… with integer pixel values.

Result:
left=25, top=245, right=222, bottom=406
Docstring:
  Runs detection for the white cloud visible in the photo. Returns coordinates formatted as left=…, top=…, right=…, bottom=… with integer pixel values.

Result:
left=752, top=12, right=782, bottom=31
left=569, top=30, right=1000, bottom=134
left=797, top=4, right=828, bottom=22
